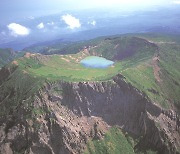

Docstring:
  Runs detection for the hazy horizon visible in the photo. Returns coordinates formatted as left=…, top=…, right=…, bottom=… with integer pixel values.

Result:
left=0, top=0, right=179, bottom=20
left=1, top=0, right=180, bottom=50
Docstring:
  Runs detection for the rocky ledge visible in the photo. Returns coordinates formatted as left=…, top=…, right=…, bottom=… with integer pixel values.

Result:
left=0, top=74, right=179, bottom=154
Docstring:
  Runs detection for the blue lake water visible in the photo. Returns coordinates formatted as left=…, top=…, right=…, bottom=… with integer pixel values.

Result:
left=80, top=56, right=114, bottom=68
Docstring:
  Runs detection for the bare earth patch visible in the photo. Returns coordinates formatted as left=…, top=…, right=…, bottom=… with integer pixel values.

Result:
left=61, top=57, right=70, bottom=62
left=152, top=55, right=162, bottom=82
left=24, top=52, right=31, bottom=58
left=12, top=61, right=18, bottom=66
left=145, top=39, right=176, bottom=45
left=22, top=70, right=28, bottom=74
left=114, top=44, right=119, bottom=49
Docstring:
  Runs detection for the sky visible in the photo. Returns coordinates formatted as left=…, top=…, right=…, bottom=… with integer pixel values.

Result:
left=1, top=0, right=179, bottom=15
left=1, top=0, right=180, bottom=49
left=1, top=0, right=180, bottom=32
left=0, top=0, right=180, bottom=21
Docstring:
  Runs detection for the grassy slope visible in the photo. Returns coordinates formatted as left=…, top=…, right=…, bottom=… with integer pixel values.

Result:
left=17, top=54, right=121, bottom=82
left=84, top=127, right=134, bottom=154
left=19, top=36, right=157, bottom=81
left=0, top=34, right=179, bottom=154
left=24, top=38, right=103, bottom=55
left=0, top=36, right=159, bottom=117
left=15, top=34, right=180, bottom=110
left=1, top=36, right=154, bottom=117
left=119, top=35, right=180, bottom=109
left=88, top=36, right=157, bottom=61
left=0, top=56, right=45, bottom=117
left=0, top=48, right=24, bottom=68
left=0, top=48, right=16, bottom=68
left=158, top=43, right=180, bottom=109
left=84, top=127, right=157, bottom=154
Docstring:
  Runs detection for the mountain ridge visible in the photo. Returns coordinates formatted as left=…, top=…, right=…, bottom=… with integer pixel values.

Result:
left=0, top=34, right=179, bottom=153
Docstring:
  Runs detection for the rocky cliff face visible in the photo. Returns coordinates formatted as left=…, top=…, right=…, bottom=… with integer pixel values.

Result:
left=0, top=74, right=179, bottom=154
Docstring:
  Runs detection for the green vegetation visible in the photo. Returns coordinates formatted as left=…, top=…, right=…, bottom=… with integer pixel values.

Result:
left=84, top=127, right=134, bottom=154
left=24, top=37, right=103, bottom=55
left=84, top=126, right=158, bottom=154
left=0, top=48, right=16, bottom=68
left=0, top=62, right=44, bottom=117
left=137, top=150, right=157, bottom=154
left=88, top=36, right=157, bottom=61
left=0, top=33, right=179, bottom=154
left=0, top=34, right=180, bottom=115
left=17, top=54, right=121, bottom=81
left=121, top=63, right=170, bottom=109
left=2, top=34, right=179, bottom=110
left=32, top=108, right=45, bottom=116
left=119, top=38, right=180, bottom=109
left=18, top=36, right=158, bottom=82
left=0, top=48, right=25, bottom=68
left=158, top=43, right=180, bottom=110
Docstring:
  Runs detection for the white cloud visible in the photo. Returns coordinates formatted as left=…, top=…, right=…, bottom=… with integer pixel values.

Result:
left=88, top=20, right=96, bottom=26
left=47, top=22, right=54, bottom=25
left=7, top=23, right=30, bottom=37
left=37, top=22, right=45, bottom=29
left=172, top=0, right=180, bottom=4
left=28, top=16, right=35, bottom=20
left=61, top=14, right=81, bottom=29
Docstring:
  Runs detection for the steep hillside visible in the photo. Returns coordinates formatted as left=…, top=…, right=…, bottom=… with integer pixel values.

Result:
left=0, top=34, right=180, bottom=154
left=23, top=35, right=180, bottom=111
left=0, top=48, right=17, bottom=68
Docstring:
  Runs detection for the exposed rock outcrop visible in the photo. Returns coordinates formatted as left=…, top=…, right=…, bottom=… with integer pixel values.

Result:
left=0, top=74, right=179, bottom=154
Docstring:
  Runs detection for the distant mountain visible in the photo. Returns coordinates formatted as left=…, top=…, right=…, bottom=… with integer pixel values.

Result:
left=0, top=34, right=179, bottom=154
left=1, top=6, right=180, bottom=50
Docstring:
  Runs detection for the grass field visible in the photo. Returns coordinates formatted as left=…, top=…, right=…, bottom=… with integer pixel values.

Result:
left=17, top=53, right=122, bottom=82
